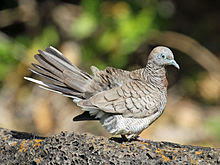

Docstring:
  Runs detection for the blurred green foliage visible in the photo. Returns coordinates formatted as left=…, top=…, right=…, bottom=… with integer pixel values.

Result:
left=33, top=26, right=59, bottom=49
left=0, top=26, right=59, bottom=83
left=206, top=118, right=220, bottom=142
left=71, top=0, right=157, bottom=69
left=0, top=38, right=22, bottom=80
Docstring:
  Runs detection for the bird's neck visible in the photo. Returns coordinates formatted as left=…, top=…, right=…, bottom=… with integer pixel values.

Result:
left=144, top=61, right=167, bottom=87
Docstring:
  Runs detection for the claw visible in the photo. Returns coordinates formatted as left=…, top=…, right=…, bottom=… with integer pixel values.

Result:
left=110, top=135, right=149, bottom=143
left=135, top=136, right=147, bottom=142
left=123, top=135, right=148, bottom=142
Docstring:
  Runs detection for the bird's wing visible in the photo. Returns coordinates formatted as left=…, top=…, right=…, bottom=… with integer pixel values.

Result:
left=86, top=66, right=131, bottom=93
left=78, top=79, right=160, bottom=118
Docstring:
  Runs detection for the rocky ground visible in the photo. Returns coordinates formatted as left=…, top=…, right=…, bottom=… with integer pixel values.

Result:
left=0, top=127, right=219, bottom=164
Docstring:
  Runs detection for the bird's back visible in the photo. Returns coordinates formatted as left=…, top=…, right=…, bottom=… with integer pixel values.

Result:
left=78, top=66, right=167, bottom=119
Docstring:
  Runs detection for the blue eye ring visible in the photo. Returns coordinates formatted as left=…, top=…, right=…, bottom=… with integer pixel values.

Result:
left=161, top=54, right=166, bottom=59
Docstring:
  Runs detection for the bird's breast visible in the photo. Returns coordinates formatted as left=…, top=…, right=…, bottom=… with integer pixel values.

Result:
left=163, top=76, right=168, bottom=87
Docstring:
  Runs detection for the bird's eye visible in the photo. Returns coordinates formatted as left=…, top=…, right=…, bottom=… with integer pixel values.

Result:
left=161, top=54, right=166, bottom=59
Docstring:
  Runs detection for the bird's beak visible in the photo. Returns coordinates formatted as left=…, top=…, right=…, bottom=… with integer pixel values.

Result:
left=170, top=60, right=180, bottom=69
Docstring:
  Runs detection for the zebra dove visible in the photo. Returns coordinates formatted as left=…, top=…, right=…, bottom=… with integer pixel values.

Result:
left=25, top=46, right=179, bottom=140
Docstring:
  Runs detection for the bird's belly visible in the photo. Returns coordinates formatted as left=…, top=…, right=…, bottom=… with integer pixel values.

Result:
left=100, top=110, right=163, bottom=136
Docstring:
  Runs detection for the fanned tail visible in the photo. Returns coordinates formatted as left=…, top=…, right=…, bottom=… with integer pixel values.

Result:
left=24, top=46, right=93, bottom=102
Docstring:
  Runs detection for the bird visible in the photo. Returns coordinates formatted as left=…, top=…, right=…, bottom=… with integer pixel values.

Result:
left=24, top=46, right=179, bottom=141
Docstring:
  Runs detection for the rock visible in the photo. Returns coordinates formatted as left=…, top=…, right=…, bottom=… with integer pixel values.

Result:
left=0, top=127, right=219, bottom=164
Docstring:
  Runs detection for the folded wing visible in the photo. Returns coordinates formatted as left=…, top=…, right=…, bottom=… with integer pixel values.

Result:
left=78, top=79, right=160, bottom=118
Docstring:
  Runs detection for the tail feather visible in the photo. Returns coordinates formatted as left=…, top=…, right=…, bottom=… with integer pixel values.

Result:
left=39, top=49, right=92, bottom=80
left=31, top=63, right=64, bottom=83
left=24, top=77, right=83, bottom=97
left=45, top=46, right=73, bottom=66
left=73, top=111, right=98, bottom=121
left=39, top=86, right=84, bottom=99
left=29, top=68, right=65, bottom=86
left=38, top=49, right=74, bottom=72
left=45, top=47, right=92, bottom=80
left=25, top=46, right=95, bottom=99
left=34, top=54, right=64, bottom=79
left=63, top=70, right=89, bottom=92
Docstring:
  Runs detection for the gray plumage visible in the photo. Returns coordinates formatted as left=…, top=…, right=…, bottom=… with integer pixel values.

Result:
left=25, top=46, right=179, bottom=140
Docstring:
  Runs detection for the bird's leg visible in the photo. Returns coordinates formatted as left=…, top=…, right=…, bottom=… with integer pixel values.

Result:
left=127, top=134, right=149, bottom=142
left=127, top=134, right=138, bottom=141
left=120, top=135, right=150, bottom=142
left=135, top=136, right=148, bottom=142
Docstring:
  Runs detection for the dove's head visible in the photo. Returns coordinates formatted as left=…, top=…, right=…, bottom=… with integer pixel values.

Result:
left=148, top=46, right=180, bottom=69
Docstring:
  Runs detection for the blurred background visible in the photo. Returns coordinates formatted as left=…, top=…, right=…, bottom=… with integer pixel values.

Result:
left=0, top=0, right=219, bottom=147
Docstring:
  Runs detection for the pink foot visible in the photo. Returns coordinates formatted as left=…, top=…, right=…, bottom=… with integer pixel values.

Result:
left=135, top=136, right=148, bottom=142
left=135, top=136, right=151, bottom=142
